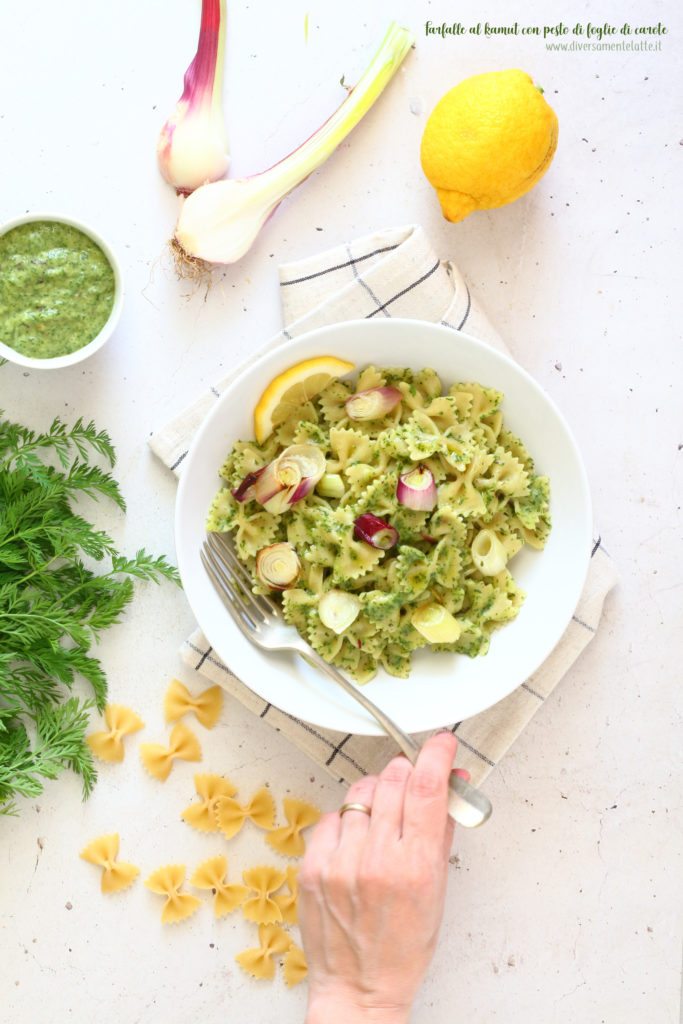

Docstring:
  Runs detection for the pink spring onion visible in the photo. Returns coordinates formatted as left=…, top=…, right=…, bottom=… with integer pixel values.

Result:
left=157, top=0, right=229, bottom=195
left=248, top=444, right=326, bottom=515
left=318, top=590, right=362, bottom=634
left=353, top=513, right=398, bottom=550
left=255, top=543, right=302, bottom=590
left=173, top=22, right=414, bottom=266
left=345, top=385, right=402, bottom=421
left=396, top=465, right=437, bottom=511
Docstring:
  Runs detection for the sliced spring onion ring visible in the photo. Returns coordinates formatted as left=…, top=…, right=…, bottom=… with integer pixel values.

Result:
left=316, top=473, right=346, bottom=499
left=250, top=443, right=326, bottom=514
left=255, top=543, right=302, bottom=590
left=411, top=602, right=462, bottom=644
left=318, top=590, right=362, bottom=634
left=471, top=528, right=508, bottom=576
left=397, top=464, right=437, bottom=511
left=345, top=385, right=402, bottom=421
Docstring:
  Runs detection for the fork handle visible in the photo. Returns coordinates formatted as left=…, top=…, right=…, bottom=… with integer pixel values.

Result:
left=301, top=649, right=491, bottom=828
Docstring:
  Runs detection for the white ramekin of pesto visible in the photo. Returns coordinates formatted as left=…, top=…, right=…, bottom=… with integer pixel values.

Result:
left=0, top=213, right=123, bottom=369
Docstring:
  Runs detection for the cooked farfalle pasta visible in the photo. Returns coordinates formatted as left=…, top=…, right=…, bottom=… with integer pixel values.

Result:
left=79, top=833, right=140, bottom=893
left=242, top=865, right=287, bottom=924
left=164, top=679, right=223, bottom=729
left=181, top=773, right=238, bottom=832
left=139, top=723, right=202, bottom=781
left=215, top=786, right=276, bottom=840
left=235, top=923, right=292, bottom=980
left=189, top=855, right=250, bottom=919
left=282, top=943, right=308, bottom=987
left=265, top=798, right=321, bottom=858
left=206, top=365, right=551, bottom=681
left=86, top=704, right=145, bottom=763
left=144, top=863, right=201, bottom=924
left=272, top=866, right=299, bottom=925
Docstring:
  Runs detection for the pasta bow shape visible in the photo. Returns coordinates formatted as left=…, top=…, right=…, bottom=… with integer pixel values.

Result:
left=86, top=705, right=145, bottom=763
left=241, top=865, right=287, bottom=924
left=139, top=723, right=202, bottom=781
left=265, top=797, right=321, bottom=858
left=144, top=864, right=201, bottom=924
left=164, top=679, right=222, bottom=729
left=181, top=773, right=238, bottom=833
left=282, top=944, right=308, bottom=987
left=235, top=923, right=292, bottom=980
left=273, top=866, right=299, bottom=925
left=215, top=787, right=275, bottom=840
left=79, top=833, right=140, bottom=893
left=189, top=855, right=249, bottom=919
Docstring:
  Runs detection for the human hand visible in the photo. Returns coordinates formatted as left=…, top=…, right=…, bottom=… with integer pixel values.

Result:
left=299, top=732, right=468, bottom=1024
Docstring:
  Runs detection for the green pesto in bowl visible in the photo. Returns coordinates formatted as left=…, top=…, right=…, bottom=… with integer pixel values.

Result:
left=0, top=220, right=116, bottom=359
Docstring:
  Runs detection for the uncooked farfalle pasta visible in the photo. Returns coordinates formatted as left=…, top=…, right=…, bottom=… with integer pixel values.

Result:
left=282, top=943, right=308, bottom=987
left=235, top=923, right=293, bottom=980
left=242, top=865, right=287, bottom=924
left=144, top=863, right=202, bottom=924
left=214, top=786, right=276, bottom=839
left=272, top=866, right=300, bottom=925
left=139, top=722, right=202, bottom=781
left=164, top=679, right=223, bottom=728
left=265, top=798, right=321, bottom=858
left=189, top=855, right=249, bottom=918
left=78, top=680, right=315, bottom=983
left=207, top=364, right=551, bottom=682
left=181, top=773, right=238, bottom=832
left=86, top=704, right=145, bottom=763
left=79, top=833, right=140, bottom=893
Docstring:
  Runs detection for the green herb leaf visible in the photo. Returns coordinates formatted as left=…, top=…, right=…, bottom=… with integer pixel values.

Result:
left=0, top=413, right=179, bottom=815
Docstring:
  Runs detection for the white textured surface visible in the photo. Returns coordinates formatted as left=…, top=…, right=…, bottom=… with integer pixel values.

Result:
left=1, top=1, right=681, bottom=1022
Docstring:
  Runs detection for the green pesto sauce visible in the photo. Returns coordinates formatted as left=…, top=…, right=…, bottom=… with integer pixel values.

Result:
left=0, top=221, right=115, bottom=359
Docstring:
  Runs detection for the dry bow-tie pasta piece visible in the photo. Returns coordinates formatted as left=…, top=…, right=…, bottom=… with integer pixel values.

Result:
left=189, top=855, right=250, bottom=919
left=265, top=797, right=322, bottom=858
left=273, top=866, right=299, bottom=926
left=139, top=723, right=202, bottom=781
left=86, top=704, right=145, bottom=763
left=145, top=863, right=201, bottom=924
left=181, top=773, right=238, bottom=833
left=235, top=922, right=292, bottom=980
left=214, top=786, right=275, bottom=840
left=79, top=833, right=140, bottom=893
left=242, top=865, right=287, bottom=924
left=282, top=943, right=308, bottom=987
left=164, top=678, right=223, bottom=729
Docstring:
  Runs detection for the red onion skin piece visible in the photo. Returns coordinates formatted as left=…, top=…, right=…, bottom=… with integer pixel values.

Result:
left=288, top=475, right=316, bottom=506
left=231, top=465, right=266, bottom=502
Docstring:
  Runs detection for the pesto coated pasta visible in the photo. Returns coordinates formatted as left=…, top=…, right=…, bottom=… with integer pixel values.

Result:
left=206, top=365, right=551, bottom=683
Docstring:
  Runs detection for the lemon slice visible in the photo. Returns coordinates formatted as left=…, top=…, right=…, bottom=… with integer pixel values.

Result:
left=254, top=355, right=355, bottom=443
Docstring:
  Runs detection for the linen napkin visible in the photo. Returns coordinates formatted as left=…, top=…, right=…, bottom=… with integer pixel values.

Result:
left=149, top=224, right=618, bottom=789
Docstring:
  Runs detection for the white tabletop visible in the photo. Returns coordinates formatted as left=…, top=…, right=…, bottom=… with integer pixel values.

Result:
left=1, top=1, right=681, bottom=1021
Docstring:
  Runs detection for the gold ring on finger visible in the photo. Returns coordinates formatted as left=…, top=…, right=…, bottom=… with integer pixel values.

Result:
left=339, top=802, right=372, bottom=818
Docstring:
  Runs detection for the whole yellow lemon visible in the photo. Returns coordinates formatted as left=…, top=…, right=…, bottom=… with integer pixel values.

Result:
left=420, top=69, right=559, bottom=222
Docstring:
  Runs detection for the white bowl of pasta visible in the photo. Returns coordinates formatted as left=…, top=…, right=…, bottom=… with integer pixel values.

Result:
left=175, top=319, right=592, bottom=735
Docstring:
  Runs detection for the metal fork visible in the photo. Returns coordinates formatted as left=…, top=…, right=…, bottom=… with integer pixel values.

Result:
left=200, top=532, right=492, bottom=827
